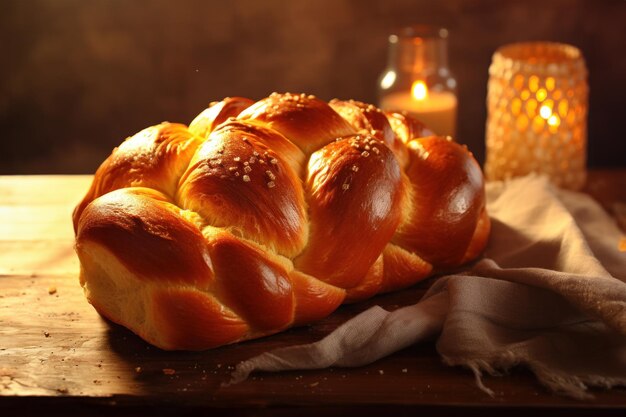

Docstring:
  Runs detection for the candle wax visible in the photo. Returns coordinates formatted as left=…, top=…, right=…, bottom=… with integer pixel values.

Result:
left=380, top=91, right=458, bottom=137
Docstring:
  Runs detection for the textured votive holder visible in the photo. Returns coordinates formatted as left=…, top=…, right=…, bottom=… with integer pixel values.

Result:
left=484, top=42, right=588, bottom=190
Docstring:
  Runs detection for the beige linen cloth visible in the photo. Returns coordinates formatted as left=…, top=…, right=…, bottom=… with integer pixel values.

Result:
left=228, top=175, right=626, bottom=399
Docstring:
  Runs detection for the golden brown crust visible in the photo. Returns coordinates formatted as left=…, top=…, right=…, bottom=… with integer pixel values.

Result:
left=74, top=93, right=490, bottom=351
left=461, top=207, right=491, bottom=264
left=77, top=187, right=214, bottom=288
left=189, top=96, right=254, bottom=139
left=176, top=121, right=308, bottom=258
left=209, top=233, right=294, bottom=331
left=384, top=110, right=435, bottom=144
left=393, top=136, right=487, bottom=267
left=295, top=134, right=406, bottom=289
left=237, top=93, right=356, bottom=154
left=380, top=243, right=433, bottom=293
left=151, top=288, right=249, bottom=350
left=344, top=255, right=384, bottom=303
left=329, top=99, right=396, bottom=147
left=330, top=99, right=409, bottom=168
left=290, top=270, right=346, bottom=325
left=72, top=123, right=202, bottom=231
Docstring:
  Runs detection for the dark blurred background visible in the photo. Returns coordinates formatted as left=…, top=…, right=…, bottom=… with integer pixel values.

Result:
left=1, top=0, right=624, bottom=174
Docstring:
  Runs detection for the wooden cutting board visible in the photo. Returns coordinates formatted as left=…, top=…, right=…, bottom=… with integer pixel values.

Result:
left=1, top=174, right=625, bottom=416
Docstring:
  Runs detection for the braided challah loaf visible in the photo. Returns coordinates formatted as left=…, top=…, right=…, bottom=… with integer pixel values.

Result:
left=73, top=93, right=490, bottom=350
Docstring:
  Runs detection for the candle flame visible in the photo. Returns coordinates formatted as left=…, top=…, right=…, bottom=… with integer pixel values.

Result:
left=540, top=104, right=560, bottom=127
left=539, top=105, right=552, bottom=119
left=411, top=80, right=428, bottom=101
left=548, top=115, right=560, bottom=127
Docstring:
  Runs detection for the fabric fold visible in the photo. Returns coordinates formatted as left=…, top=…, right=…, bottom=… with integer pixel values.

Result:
left=227, top=292, right=448, bottom=385
left=227, top=175, right=626, bottom=399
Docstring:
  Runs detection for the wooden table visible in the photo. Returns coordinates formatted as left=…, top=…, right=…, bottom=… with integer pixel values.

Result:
left=1, top=171, right=625, bottom=416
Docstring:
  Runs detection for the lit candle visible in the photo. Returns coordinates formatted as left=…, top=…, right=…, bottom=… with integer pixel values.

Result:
left=484, top=42, right=588, bottom=190
left=379, top=80, right=458, bottom=137
left=378, top=26, right=458, bottom=138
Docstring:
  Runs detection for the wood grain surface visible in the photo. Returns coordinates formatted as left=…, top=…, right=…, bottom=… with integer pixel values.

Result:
left=1, top=172, right=625, bottom=416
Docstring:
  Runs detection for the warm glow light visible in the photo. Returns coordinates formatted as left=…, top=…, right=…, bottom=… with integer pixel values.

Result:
left=380, top=71, right=396, bottom=89
left=536, top=88, right=547, bottom=101
left=548, top=115, right=560, bottom=127
left=541, top=103, right=560, bottom=128
left=486, top=42, right=588, bottom=190
left=411, top=80, right=428, bottom=100
left=539, top=105, right=552, bottom=119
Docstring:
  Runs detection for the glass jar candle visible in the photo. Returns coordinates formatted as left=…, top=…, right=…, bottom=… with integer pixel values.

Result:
left=484, top=42, right=588, bottom=190
left=378, top=26, right=458, bottom=137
